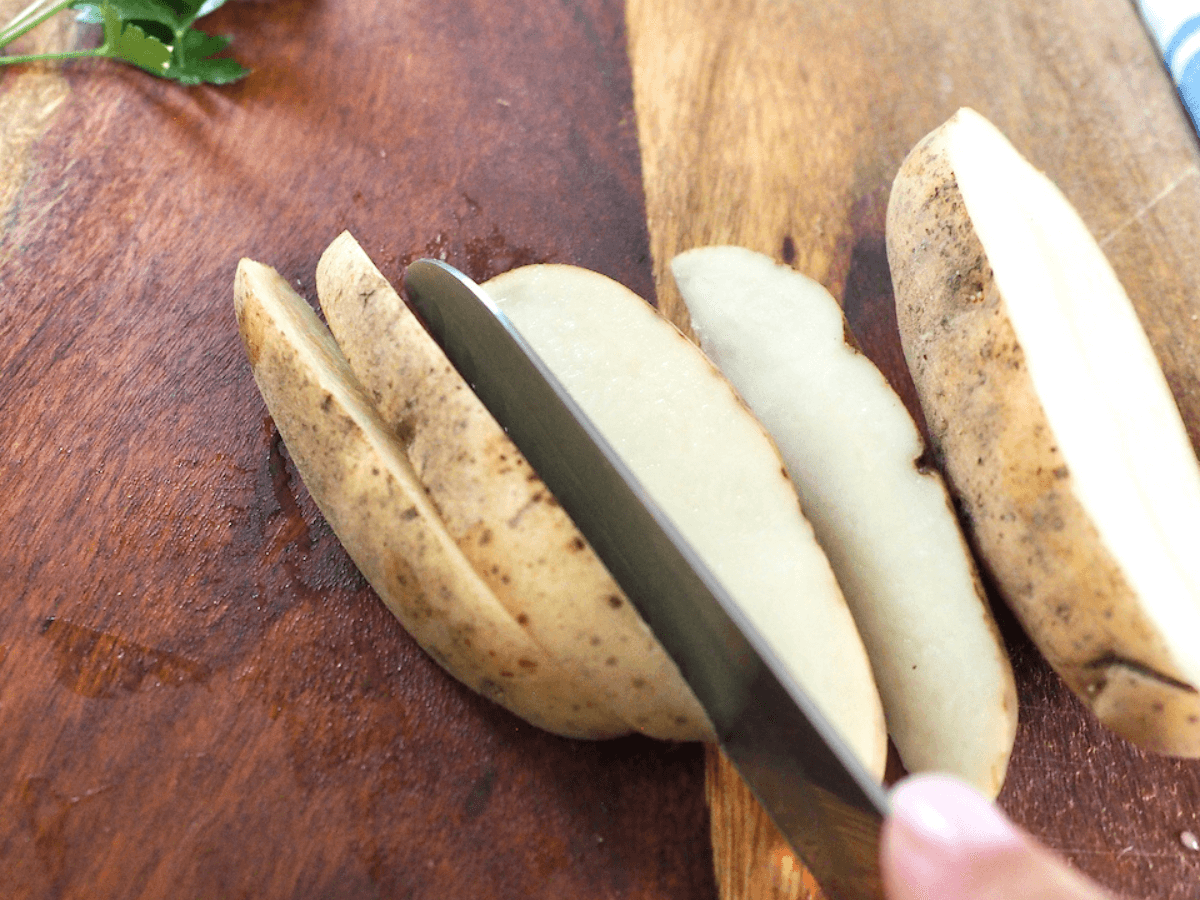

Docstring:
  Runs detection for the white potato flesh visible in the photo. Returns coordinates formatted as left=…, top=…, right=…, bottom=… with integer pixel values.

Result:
left=946, top=109, right=1200, bottom=688
left=485, top=264, right=888, bottom=778
left=671, top=245, right=1017, bottom=795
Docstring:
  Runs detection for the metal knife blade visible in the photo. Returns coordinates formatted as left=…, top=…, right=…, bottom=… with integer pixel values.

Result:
left=402, top=258, right=890, bottom=900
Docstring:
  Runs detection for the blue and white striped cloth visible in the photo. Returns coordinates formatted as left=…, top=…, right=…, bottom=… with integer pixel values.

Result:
left=1136, top=0, right=1200, bottom=130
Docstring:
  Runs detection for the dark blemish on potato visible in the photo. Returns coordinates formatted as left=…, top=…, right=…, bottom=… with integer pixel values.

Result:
left=590, top=636, right=602, bottom=647
left=1053, top=466, right=1069, bottom=479
left=632, top=677, right=646, bottom=689
left=674, top=716, right=690, bottom=726
left=401, top=506, right=419, bottom=521
left=1085, top=653, right=1198, bottom=693
left=607, top=595, right=623, bottom=609
left=518, top=658, right=537, bottom=670
left=479, top=528, right=493, bottom=545
left=517, top=613, right=530, bottom=626
left=499, top=670, right=515, bottom=678
left=606, top=656, right=618, bottom=666
left=321, top=392, right=334, bottom=412
left=781, top=235, right=797, bottom=265
left=394, top=417, right=417, bottom=447
left=570, top=536, right=586, bottom=552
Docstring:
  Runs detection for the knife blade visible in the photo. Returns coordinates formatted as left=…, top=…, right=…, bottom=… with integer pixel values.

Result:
left=402, top=258, right=890, bottom=900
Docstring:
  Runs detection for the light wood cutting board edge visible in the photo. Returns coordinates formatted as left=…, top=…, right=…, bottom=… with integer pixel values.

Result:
left=624, top=1, right=1200, bottom=899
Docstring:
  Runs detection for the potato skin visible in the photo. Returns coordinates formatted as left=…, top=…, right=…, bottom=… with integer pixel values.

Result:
left=886, top=121, right=1200, bottom=756
left=234, top=258, right=631, bottom=740
left=315, top=233, right=714, bottom=742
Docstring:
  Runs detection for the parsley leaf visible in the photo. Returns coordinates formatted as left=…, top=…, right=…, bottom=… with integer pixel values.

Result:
left=0, top=0, right=247, bottom=85
left=101, top=2, right=171, bottom=73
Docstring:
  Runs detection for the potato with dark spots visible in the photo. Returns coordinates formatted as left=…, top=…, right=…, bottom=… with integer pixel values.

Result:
left=233, top=258, right=629, bottom=740
left=314, top=232, right=712, bottom=742
left=887, top=108, right=1200, bottom=756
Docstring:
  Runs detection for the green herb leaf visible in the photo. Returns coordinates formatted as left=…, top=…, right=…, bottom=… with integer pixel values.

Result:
left=100, top=1, right=171, bottom=73
left=1, top=0, right=247, bottom=84
left=165, top=25, right=246, bottom=84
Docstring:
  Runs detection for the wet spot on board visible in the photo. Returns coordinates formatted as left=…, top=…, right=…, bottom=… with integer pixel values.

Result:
left=40, top=617, right=212, bottom=699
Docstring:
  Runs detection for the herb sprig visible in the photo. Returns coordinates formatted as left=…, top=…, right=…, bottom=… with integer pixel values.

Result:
left=0, top=0, right=247, bottom=84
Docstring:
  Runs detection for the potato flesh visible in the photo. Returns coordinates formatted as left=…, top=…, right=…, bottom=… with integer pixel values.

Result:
left=887, top=108, right=1200, bottom=754
left=670, top=245, right=1017, bottom=795
left=233, top=259, right=630, bottom=739
left=946, top=110, right=1200, bottom=677
left=486, top=264, right=888, bottom=778
left=315, top=233, right=713, bottom=741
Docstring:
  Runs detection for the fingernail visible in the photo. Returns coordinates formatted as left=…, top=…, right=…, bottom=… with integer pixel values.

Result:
left=888, top=773, right=1022, bottom=849
left=881, top=774, right=1026, bottom=897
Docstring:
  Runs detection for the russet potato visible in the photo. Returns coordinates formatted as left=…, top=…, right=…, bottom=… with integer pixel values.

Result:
left=314, top=233, right=712, bottom=742
left=233, top=258, right=629, bottom=739
left=486, top=263, right=888, bottom=778
left=886, top=108, right=1200, bottom=756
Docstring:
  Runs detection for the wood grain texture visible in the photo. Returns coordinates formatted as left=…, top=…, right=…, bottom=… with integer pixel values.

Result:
left=625, top=0, right=1200, bottom=898
left=0, top=2, right=715, bottom=898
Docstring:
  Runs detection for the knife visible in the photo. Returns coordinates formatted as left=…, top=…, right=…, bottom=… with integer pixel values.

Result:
left=402, top=258, right=890, bottom=900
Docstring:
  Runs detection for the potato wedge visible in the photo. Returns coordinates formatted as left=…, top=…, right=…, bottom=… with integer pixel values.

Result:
left=486, top=263, right=889, bottom=778
left=234, top=258, right=630, bottom=739
left=670, top=245, right=1018, bottom=796
left=315, top=233, right=713, bottom=742
left=887, top=108, right=1200, bottom=755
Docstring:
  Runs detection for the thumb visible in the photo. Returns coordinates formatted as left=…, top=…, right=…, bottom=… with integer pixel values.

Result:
left=880, top=774, right=1116, bottom=900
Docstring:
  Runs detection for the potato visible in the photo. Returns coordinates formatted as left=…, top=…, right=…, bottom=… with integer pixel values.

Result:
left=314, top=232, right=712, bottom=742
left=670, top=245, right=1017, bottom=796
left=233, top=257, right=631, bottom=739
left=886, top=108, right=1200, bottom=755
left=486, top=263, right=889, bottom=778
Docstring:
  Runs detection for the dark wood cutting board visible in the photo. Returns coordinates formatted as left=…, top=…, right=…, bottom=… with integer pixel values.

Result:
left=1, top=1, right=1199, bottom=899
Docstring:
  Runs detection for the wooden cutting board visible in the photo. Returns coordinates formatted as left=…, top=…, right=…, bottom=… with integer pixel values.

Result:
left=0, top=3, right=712, bottom=898
left=1, top=1, right=1199, bottom=899
left=625, top=1, right=1200, bottom=898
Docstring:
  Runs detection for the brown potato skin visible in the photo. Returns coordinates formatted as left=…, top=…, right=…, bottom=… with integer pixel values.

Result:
left=315, top=234, right=714, bottom=742
left=885, top=123, right=1200, bottom=756
left=234, top=259, right=631, bottom=740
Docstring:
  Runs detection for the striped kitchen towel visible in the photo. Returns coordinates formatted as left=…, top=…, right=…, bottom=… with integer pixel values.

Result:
left=1136, top=0, right=1200, bottom=130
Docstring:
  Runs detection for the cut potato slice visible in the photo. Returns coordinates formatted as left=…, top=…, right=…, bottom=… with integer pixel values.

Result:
left=485, top=263, right=889, bottom=778
left=233, top=258, right=630, bottom=739
left=887, top=108, right=1200, bottom=755
left=670, top=245, right=1017, bottom=796
left=315, top=233, right=713, bottom=742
